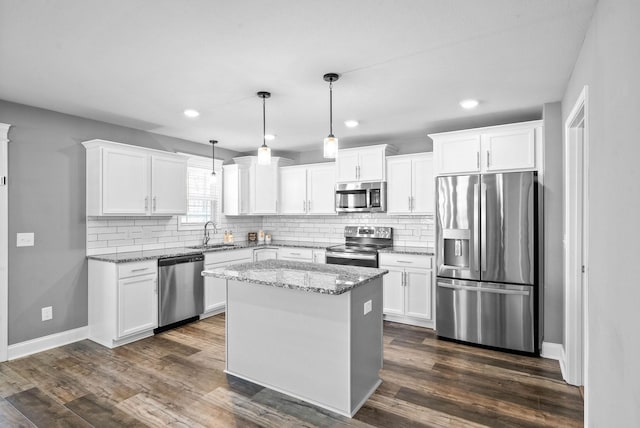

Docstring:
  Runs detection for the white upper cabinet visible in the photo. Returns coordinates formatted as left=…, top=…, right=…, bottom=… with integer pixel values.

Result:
left=280, top=163, right=336, bottom=215
left=222, top=164, right=250, bottom=216
left=386, top=153, right=434, bottom=215
left=83, top=139, right=187, bottom=216
left=225, top=156, right=294, bottom=216
left=150, top=155, right=188, bottom=215
left=430, top=120, right=542, bottom=176
left=335, top=144, right=396, bottom=182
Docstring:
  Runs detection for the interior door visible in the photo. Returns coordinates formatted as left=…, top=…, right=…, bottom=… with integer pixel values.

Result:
left=481, top=172, right=536, bottom=285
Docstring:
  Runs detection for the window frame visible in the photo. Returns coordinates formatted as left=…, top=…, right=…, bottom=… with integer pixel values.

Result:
left=177, top=154, right=223, bottom=231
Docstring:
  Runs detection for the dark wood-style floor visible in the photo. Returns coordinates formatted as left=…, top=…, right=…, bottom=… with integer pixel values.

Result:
left=0, top=314, right=583, bottom=427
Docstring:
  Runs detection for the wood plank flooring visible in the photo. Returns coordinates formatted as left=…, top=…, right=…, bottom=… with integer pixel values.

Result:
left=0, top=315, right=583, bottom=427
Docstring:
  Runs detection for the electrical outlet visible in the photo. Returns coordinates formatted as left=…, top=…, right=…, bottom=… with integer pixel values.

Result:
left=17, top=232, right=35, bottom=247
left=41, top=306, right=53, bottom=321
left=363, top=300, right=372, bottom=315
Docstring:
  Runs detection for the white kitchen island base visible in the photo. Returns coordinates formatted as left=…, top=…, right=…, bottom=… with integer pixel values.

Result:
left=225, top=277, right=383, bottom=417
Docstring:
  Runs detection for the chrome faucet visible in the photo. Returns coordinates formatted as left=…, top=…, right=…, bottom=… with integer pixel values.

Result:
left=203, top=221, right=217, bottom=246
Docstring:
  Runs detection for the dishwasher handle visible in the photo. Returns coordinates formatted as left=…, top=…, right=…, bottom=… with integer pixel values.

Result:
left=158, top=254, right=204, bottom=266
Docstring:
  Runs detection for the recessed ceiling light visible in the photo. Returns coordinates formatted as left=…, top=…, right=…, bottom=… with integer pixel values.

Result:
left=183, top=109, right=200, bottom=118
left=344, top=120, right=359, bottom=128
left=264, top=134, right=275, bottom=141
left=459, top=99, right=479, bottom=109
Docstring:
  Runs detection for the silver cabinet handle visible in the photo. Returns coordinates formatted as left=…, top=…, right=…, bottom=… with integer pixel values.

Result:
left=307, top=200, right=311, bottom=212
left=303, top=200, right=306, bottom=212
left=476, top=152, right=480, bottom=169
left=131, top=267, right=150, bottom=272
left=290, top=252, right=301, bottom=256
left=145, top=196, right=149, bottom=210
left=153, top=196, right=157, bottom=211
left=408, top=196, right=411, bottom=211
left=397, top=260, right=413, bottom=264
left=486, top=151, right=490, bottom=168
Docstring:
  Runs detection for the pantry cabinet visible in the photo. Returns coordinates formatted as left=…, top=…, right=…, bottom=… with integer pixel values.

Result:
left=386, top=153, right=434, bottom=214
left=430, top=120, right=542, bottom=176
left=335, top=144, right=396, bottom=182
left=83, top=139, right=187, bottom=216
left=280, top=163, right=336, bottom=215
left=88, top=259, right=158, bottom=348
left=379, top=253, right=434, bottom=327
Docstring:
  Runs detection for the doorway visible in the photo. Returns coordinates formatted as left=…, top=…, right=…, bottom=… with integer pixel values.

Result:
left=563, top=86, right=589, bottom=397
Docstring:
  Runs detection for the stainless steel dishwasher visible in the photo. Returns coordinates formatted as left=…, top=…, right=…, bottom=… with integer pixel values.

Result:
left=156, top=254, right=204, bottom=332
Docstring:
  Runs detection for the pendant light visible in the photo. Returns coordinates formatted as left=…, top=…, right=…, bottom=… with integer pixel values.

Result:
left=323, top=73, right=340, bottom=159
left=257, top=91, right=272, bottom=165
left=209, top=139, right=218, bottom=184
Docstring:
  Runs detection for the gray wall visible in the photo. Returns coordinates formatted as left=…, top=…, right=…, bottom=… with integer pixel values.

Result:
left=1, top=99, right=240, bottom=344
left=561, top=0, right=640, bottom=424
left=542, top=102, right=563, bottom=344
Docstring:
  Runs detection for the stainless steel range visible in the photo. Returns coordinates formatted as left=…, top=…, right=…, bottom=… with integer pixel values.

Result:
left=326, top=226, right=393, bottom=268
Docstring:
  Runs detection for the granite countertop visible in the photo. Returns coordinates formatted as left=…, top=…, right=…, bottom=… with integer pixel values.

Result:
left=203, top=259, right=388, bottom=295
left=87, top=240, right=337, bottom=263
left=379, top=246, right=435, bottom=256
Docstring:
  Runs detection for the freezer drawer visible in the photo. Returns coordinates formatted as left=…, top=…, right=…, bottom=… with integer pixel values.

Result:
left=436, top=278, right=535, bottom=353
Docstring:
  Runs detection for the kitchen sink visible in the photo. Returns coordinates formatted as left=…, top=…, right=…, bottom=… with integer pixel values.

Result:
left=187, top=244, right=241, bottom=250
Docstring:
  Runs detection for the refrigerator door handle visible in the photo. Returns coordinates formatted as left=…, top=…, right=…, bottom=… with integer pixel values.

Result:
left=437, top=282, right=530, bottom=297
left=481, top=182, right=487, bottom=272
left=473, top=183, right=480, bottom=272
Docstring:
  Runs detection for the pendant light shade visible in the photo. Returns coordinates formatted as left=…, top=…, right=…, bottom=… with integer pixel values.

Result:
left=323, top=73, right=340, bottom=159
left=257, top=91, right=272, bottom=165
left=209, top=139, right=218, bottom=184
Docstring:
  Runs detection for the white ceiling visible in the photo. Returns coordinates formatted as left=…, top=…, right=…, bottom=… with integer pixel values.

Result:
left=0, top=0, right=596, bottom=154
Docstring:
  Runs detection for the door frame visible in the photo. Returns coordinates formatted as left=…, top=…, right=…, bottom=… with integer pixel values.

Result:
left=0, top=123, right=10, bottom=362
left=563, top=87, right=589, bottom=397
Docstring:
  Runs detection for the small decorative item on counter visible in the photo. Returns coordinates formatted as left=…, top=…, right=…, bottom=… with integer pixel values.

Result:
left=223, top=230, right=230, bottom=244
left=227, top=230, right=234, bottom=243
left=248, top=232, right=257, bottom=242
left=258, top=230, right=265, bottom=243
left=265, top=233, right=272, bottom=244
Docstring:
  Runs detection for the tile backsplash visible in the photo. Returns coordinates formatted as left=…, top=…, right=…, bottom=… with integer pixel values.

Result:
left=86, top=213, right=434, bottom=255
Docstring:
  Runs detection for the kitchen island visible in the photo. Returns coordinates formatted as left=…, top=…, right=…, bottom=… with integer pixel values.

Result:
left=202, top=259, right=387, bottom=417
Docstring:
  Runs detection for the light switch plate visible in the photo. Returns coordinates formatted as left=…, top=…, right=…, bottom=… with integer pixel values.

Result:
left=17, top=232, right=35, bottom=247
left=41, top=306, right=53, bottom=321
left=364, top=299, right=372, bottom=315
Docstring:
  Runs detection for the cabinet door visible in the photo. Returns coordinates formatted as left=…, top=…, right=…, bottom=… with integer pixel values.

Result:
left=411, top=154, right=434, bottom=214
left=336, top=150, right=359, bottom=182
left=482, top=127, right=536, bottom=172
left=204, top=263, right=226, bottom=313
left=405, top=268, right=432, bottom=320
left=307, top=164, right=336, bottom=214
left=117, top=274, right=157, bottom=337
left=434, top=136, right=481, bottom=175
left=254, top=249, right=278, bottom=261
left=386, top=157, right=412, bottom=214
left=102, top=148, right=149, bottom=215
left=280, top=168, right=307, bottom=214
left=358, top=147, right=385, bottom=181
left=382, top=268, right=405, bottom=315
left=151, top=155, right=187, bottom=215
left=254, top=164, right=278, bottom=214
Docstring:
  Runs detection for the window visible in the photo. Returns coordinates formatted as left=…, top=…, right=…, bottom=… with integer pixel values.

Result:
left=178, top=155, right=222, bottom=230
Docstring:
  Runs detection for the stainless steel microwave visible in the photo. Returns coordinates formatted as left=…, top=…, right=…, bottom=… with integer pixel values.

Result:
left=335, top=182, right=386, bottom=213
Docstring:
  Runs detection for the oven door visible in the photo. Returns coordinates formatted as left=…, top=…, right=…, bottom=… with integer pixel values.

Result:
left=325, top=250, right=378, bottom=268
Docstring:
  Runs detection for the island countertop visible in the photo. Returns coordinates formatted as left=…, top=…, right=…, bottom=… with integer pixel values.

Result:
left=202, top=259, right=387, bottom=295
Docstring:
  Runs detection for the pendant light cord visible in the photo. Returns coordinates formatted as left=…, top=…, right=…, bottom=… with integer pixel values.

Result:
left=329, top=81, right=333, bottom=136
left=263, top=96, right=267, bottom=147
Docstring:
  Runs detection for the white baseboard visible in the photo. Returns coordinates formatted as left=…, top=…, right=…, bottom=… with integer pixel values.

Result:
left=541, top=341, right=564, bottom=361
left=8, top=326, right=88, bottom=360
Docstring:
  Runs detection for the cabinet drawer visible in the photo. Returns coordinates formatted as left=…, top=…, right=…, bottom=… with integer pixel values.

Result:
left=205, top=248, right=253, bottom=264
left=118, top=260, right=157, bottom=279
left=379, top=253, right=431, bottom=269
left=278, top=247, right=313, bottom=261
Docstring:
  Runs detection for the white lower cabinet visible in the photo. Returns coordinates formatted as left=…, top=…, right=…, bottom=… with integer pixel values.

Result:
left=253, top=248, right=278, bottom=261
left=203, top=249, right=253, bottom=315
left=278, top=247, right=314, bottom=261
left=88, top=259, right=158, bottom=348
left=379, top=253, right=434, bottom=327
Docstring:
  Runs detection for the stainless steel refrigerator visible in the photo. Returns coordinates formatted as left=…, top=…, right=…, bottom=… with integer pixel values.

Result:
left=435, top=171, right=540, bottom=354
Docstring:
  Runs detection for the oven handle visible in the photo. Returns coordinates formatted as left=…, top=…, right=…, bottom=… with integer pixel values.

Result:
left=325, top=251, right=378, bottom=261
